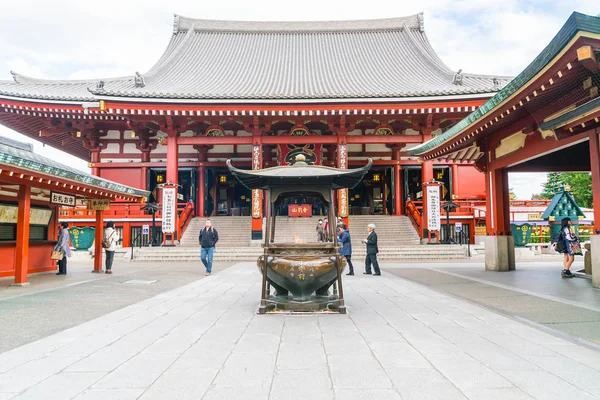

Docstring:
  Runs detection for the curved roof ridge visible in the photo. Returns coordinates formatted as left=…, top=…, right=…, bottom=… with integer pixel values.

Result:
left=461, top=72, right=513, bottom=80
left=9, top=70, right=130, bottom=86
left=402, top=29, right=454, bottom=80
left=144, top=25, right=197, bottom=78
left=173, top=13, right=423, bottom=33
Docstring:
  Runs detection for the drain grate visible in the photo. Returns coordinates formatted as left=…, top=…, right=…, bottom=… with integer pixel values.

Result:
left=123, top=279, right=157, bottom=285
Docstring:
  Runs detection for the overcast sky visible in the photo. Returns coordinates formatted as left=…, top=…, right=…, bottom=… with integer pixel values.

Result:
left=0, top=0, right=596, bottom=198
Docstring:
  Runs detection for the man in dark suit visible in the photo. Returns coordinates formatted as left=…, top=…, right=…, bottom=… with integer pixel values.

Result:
left=361, top=223, right=381, bottom=276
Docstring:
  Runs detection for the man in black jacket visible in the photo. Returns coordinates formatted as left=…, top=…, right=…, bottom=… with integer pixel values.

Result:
left=198, top=219, right=219, bottom=276
left=361, top=223, right=381, bottom=276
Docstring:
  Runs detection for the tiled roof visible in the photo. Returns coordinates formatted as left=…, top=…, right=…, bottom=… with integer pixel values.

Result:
left=0, top=13, right=510, bottom=102
left=0, top=136, right=149, bottom=198
left=227, top=158, right=373, bottom=190
left=409, top=12, right=600, bottom=156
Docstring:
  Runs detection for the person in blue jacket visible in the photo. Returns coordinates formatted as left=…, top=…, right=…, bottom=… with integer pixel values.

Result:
left=337, top=223, right=354, bottom=276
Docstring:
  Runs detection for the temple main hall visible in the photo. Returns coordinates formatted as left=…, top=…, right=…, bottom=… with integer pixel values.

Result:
left=0, top=13, right=511, bottom=245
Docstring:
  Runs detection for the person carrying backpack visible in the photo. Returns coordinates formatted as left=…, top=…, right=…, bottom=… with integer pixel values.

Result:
left=556, top=217, right=581, bottom=278
left=103, top=221, right=119, bottom=274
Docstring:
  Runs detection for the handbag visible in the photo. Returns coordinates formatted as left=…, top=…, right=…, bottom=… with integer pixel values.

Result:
left=51, top=250, right=64, bottom=260
left=102, top=231, right=115, bottom=249
left=571, top=240, right=583, bottom=256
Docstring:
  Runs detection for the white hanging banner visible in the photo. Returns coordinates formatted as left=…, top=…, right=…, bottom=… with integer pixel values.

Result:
left=426, top=185, right=441, bottom=231
left=162, top=187, right=176, bottom=233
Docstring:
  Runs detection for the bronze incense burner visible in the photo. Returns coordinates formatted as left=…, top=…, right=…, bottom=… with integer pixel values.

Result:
left=228, top=155, right=371, bottom=313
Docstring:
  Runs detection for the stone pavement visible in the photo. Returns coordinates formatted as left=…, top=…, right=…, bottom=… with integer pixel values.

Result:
left=1, top=262, right=600, bottom=399
left=0, top=259, right=234, bottom=353
left=387, top=261, right=600, bottom=345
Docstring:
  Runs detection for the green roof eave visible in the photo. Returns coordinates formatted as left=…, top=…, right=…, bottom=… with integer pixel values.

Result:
left=409, top=12, right=600, bottom=157
left=539, top=95, right=600, bottom=131
left=0, top=143, right=149, bottom=198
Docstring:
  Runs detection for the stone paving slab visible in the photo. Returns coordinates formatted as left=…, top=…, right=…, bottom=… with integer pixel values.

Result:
left=1, top=262, right=600, bottom=399
left=387, top=267, right=600, bottom=344
left=0, top=260, right=234, bottom=353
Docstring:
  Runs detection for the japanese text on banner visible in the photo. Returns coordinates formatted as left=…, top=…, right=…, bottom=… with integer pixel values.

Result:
left=426, top=185, right=441, bottom=231
left=162, top=188, right=176, bottom=233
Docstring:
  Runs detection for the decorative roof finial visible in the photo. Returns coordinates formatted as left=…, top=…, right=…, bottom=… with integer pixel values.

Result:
left=293, top=153, right=308, bottom=166
left=10, top=71, right=19, bottom=83
left=134, top=72, right=146, bottom=88
left=492, top=77, right=500, bottom=90
left=417, top=12, right=425, bottom=33
left=96, top=81, right=105, bottom=91
left=452, top=69, right=463, bottom=85
left=173, top=14, right=181, bottom=34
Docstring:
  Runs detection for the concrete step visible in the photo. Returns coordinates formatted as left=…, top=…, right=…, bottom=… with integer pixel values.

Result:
left=131, top=244, right=467, bottom=262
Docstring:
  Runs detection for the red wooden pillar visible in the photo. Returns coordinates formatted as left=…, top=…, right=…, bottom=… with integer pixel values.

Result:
left=166, top=132, right=179, bottom=235
left=13, top=185, right=31, bottom=286
left=391, top=145, right=404, bottom=216
left=166, top=133, right=179, bottom=186
left=486, top=168, right=510, bottom=235
left=198, top=165, right=205, bottom=217
left=141, top=149, right=150, bottom=192
left=589, top=128, right=600, bottom=288
left=421, top=160, right=434, bottom=184
left=484, top=166, right=515, bottom=271
left=122, top=222, right=131, bottom=248
left=394, top=163, right=402, bottom=215
left=90, top=150, right=101, bottom=176
left=93, top=210, right=104, bottom=273
left=451, top=164, right=460, bottom=199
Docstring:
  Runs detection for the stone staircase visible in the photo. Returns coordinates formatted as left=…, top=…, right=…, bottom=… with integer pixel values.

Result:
left=179, top=216, right=252, bottom=247
left=131, top=214, right=467, bottom=262
left=348, top=215, right=421, bottom=247
left=130, top=243, right=467, bottom=262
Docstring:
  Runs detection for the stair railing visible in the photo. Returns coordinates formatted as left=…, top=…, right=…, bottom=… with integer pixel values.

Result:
left=456, top=230, right=471, bottom=257
left=405, top=200, right=423, bottom=238
left=130, top=232, right=143, bottom=261
left=178, top=202, right=196, bottom=239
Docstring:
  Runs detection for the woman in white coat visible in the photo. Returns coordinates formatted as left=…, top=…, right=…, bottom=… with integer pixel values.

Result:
left=104, top=221, right=119, bottom=274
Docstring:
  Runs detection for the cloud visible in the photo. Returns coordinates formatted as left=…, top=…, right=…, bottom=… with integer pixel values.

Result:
left=5, top=57, right=46, bottom=78
left=509, top=173, right=548, bottom=200
left=0, top=0, right=593, bottom=194
left=67, top=67, right=134, bottom=81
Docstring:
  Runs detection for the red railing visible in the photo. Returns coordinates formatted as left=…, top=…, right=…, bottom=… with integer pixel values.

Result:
left=406, top=200, right=423, bottom=236
left=405, top=198, right=486, bottom=239
left=178, top=202, right=195, bottom=238
left=59, top=202, right=161, bottom=220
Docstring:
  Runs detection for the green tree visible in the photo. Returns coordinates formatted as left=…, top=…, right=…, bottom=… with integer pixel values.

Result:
left=540, top=172, right=593, bottom=208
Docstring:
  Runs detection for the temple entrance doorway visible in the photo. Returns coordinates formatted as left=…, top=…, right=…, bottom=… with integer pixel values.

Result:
left=204, top=168, right=252, bottom=217
left=403, top=166, right=452, bottom=208
left=148, top=168, right=196, bottom=204
left=349, top=167, right=393, bottom=215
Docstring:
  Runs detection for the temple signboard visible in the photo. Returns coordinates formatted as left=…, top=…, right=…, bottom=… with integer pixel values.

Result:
left=162, top=187, right=176, bottom=233
left=288, top=204, right=312, bottom=218
left=50, top=191, right=75, bottom=207
left=426, top=185, right=441, bottom=231
left=86, top=199, right=110, bottom=211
